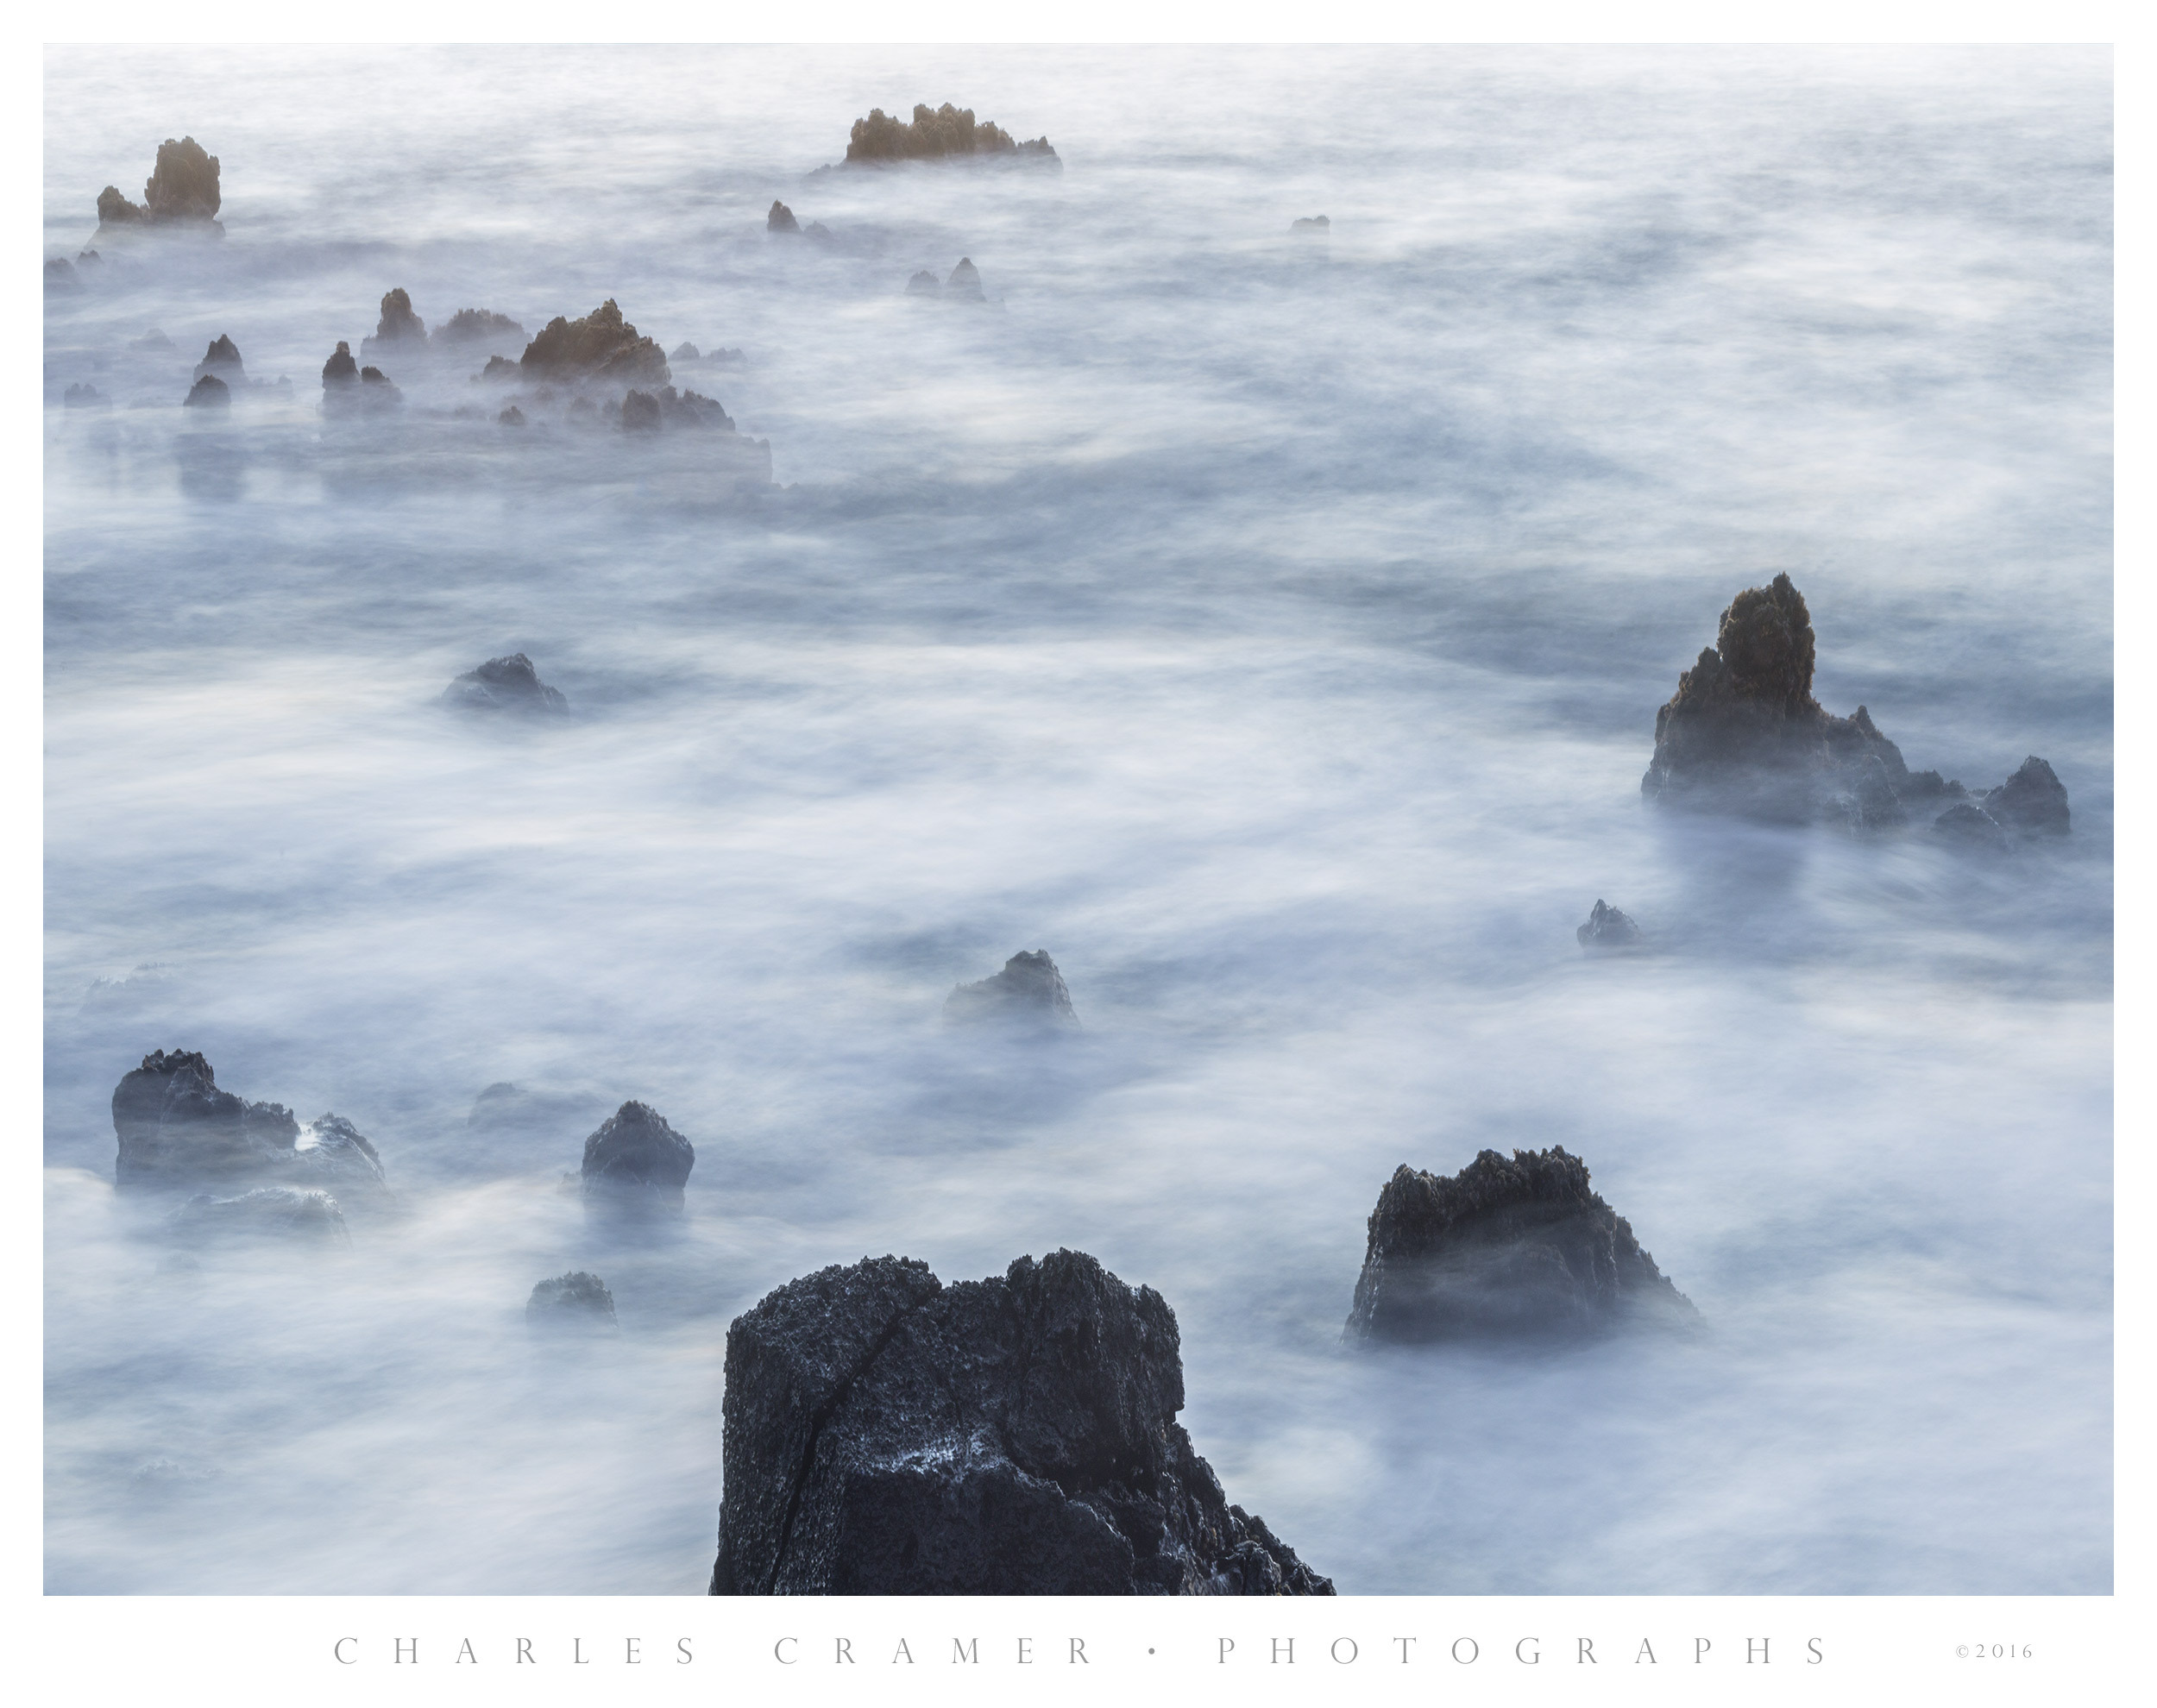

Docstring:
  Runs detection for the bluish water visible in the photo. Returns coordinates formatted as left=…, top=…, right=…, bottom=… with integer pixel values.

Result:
left=42, top=44, right=2110, bottom=1594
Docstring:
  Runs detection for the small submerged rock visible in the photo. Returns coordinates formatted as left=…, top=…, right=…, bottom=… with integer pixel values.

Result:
left=905, top=269, right=941, bottom=297
left=1576, top=900, right=1643, bottom=950
left=169, top=1187, right=350, bottom=1248
left=1345, top=1147, right=1696, bottom=1344
left=442, top=653, right=569, bottom=715
left=944, top=950, right=1079, bottom=1029
left=766, top=200, right=800, bottom=233
left=527, top=1271, right=619, bottom=1333
left=321, top=341, right=359, bottom=390
left=581, top=1101, right=695, bottom=1213
left=1291, top=214, right=1330, bottom=234
left=709, top=1249, right=1330, bottom=1595
left=433, top=307, right=526, bottom=348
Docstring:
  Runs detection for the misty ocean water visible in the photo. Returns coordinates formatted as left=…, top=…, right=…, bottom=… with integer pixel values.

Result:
left=41, top=47, right=2110, bottom=1594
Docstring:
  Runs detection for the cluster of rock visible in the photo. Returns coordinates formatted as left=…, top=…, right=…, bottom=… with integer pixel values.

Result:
left=436, top=307, right=528, bottom=349
left=943, top=950, right=1079, bottom=1029
left=1642, top=573, right=2070, bottom=844
left=518, top=298, right=670, bottom=386
left=844, top=103, right=1058, bottom=166
left=766, top=201, right=835, bottom=243
left=95, top=136, right=223, bottom=235
left=907, top=259, right=986, bottom=303
left=442, top=653, right=570, bottom=715
left=710, top=1250, right=1330, bottom=1595
left=110, top=1050, right=390, bottom=1243
left=321, top=340, right=402, bottom=411
left=1345, top=1147, right=1696, bottom=1343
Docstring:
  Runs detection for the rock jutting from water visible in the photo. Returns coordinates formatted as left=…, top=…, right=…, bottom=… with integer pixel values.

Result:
left=580, top=1101, right=695, bottom=1212
left=1345, top=1147, right=1697, bottom=1343
left=169, top=1187, right=350, bottom=1248
left=95, top=135, right=223, bottom=234
left=1576, top=900, right=1643, bottom=950
left=943, top=258, right=985, bottom=301
left=360, top=287, right=427, bottom=358
left=944, top=950, right=1080, bottom=1029
left=193, top=335, right=245, bottom=386
left=843, top=103, right=1058, bottom=166
left=433, top=308, right=526, bottom=349
left=519, top=298, right=670, bottom=388
left=321, top=341, right=359, bottom=390
left=442, top=653, right=570, bottom=715
left=708, top=1249, right=1333, bottom=1595
left=182, top=375, right=229, bottom=408
left=1641, top=573, right=2069, bottom=840
left=905, top=268, right=941, bottom=297
left=1291, top=215, right=1330, bottom=234
left=767, top=200, right=801, bottom=233
left=527, top=1272, right=619, bottom=1332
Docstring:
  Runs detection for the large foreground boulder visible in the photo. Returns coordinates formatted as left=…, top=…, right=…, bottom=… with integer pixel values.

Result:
left=442, top=652, right=569, bottom=714
left=113, top=1050, right=299, bottom=1191
left=580, top=1101, right=694, bottom=1210
left=944, top=950, right=1078, bottom=1029
left=1346, top=1148, right=1696, bottom=1342
left=710, top=1250, right=1331, bottom=1595
left=1641, top=575, right=2067, bottom=838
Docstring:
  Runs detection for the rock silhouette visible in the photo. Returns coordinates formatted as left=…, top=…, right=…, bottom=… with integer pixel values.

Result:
left=433, top=308, right=526, bottom=348
left=1984, top=757, right=2071, bottom=837
left=321, top=342, right=359, bottom=390
left=1291, top=215, right=1330, bottom=233
left=169, top=1187, right=350, bottom=1247
left=670, top=342, right=701, bottom=361
left=519, top=299, right=670, bottom=387
left=1346, top=1148, right=1696, bottom=1343
left=193, top=336, right=245, bottom=386
left=906, top=269, right=941, bottom=297
left=845, top=103, right=1057, bottom=165
left=767, top=200, right=800, bottom=233
left=944, top=950, right=1079, bottom=1028
left=944, top=258, right=985, bottom=301
left=442, top=653, right=569, bottom=715
left=361, top=287, right=426, bottom=358
left=580, top=1101, right=695, bottom=1210
left=46, top=256, right=81, bottom=291
left=527, top=1272, right=619, bottom=1332
left=63, top=383, right=108, bottom=410
left=1642, top=574, right=2068, bottom=837
left=182, top=375, right=229, bottom=408
left=96, top=136, right=223, bottom=232
left=1576, top=900, right=1643, bottom=949
left=113, top=1051, right=299, bottom=1192
left=709, top=1249, right=1332, bottom=1595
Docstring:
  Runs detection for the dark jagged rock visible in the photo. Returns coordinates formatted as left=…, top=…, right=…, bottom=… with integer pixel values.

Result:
left=519, top=298, right=670, bottom=387
left=621, top=389, right=663, bottom=432
left=906, top=269, right=941, bottom=297
left=527, top=1271, right=619, bottom=1332
left=767, top=200, right=801, bottom=233
left=1575, top=900, right=1643, bottom=950
left=945, top=258, right=985, bottom=301
left=291, top=1114, right=389, bottom=1205
left=479, top=355, right=519, bottom=382
left=132, top=328, right=174, bottom=351
left=321, top=341, right=359, bottom=389
left=710, top=1250, right=1331, bottom=1596
left=945, top=950, right=1079, bottom=1029
left=182, top=374, right=229, bottom=408
left=362, top=287, right=426, bottom=354
left=64, top=383, right=109, bottom=410
left=1984, top=756, right=2070, bottom=837
left=113, top=1050, right=299, bottom=1191
left=170, top=1187, right=349, bottom=1247
left=1291, top=215, right=1330, bottom=233
left=433, top=308, right=525, bottom=347
left=1931, top=802, right=2008, bottom=850
left=443, top=652, right=569, bottom=715
left=1642, top=575, right=2067, bottom=835
left=1346, top=1148, right=1696, bottom=1344
left=498, top=405, right=525, bottom=426
left=97, top=136, right=223, bottom=233
left=193, top=335, right=245, bottom=386
left=580, top=1101, right=695, bottom=1210
left=845, top=103, right=1057, bottom=166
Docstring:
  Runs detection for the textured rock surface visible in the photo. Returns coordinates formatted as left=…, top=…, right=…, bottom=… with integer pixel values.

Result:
left=1576, top=900, right=1643, bottom=949
left=519, top=299, right=670, bottom=386
left=97, top=136, right=223, bottom=231
left=1984, top=756, right=2071, bottom=837
left=1642, top=575, right=2066, bottom=836
left=709, top=1249, right=1332, bottom=1596
left=113, top=1051, right=299, bottom=1191
left=528, top=1271, right=619, bottom=1331
left=845, top=103, right=1057, bottom=165
left=170, top=1187, right=349, bottom=1247
left=944, top=950, right=1079, bottom=1028
left=359, top=288, right=426, bottom=361
left=442, top=653, right=569, bottom=715
left=581, top=1101, right=695, bottom=1209
left=1346, top=1148, right=1696, bottom=1343
left=194, top=335, right=246, bottom=386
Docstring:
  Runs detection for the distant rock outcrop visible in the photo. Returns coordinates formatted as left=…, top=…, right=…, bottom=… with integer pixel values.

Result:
left=96, top=136, right=223, bottom=233
left=944, top=258, right=984, bottom=301
left=944, top=950, right=1079, bottom=1029
left=519, top=299, right=670, bottom=387
left=63, top=383, right=109, bottom=410
left=182, top=374, right=229, bottom=409
left=169, top=1187, right=350, bottom=1247
left=1983, top=756, right=2071, bottom=837
left=432, top=308, right=526, bottom=348
left=767, top=200, right=801, bottom=233
left=670, top=342, right=701, bottom=361
left=844, top=103, right=1057, bottom=166
left=527, top=1271, right=619, bottom=1332
left=580, top=1101, right=695, bottom=1211
left=321, top=341, right=359, bottom=390
left=906, top=269, right=941, bottom=297
left=193, top=336, right=245, bottom=386
left=442, top=652, right=569, bottom=715
left=1345, top=1148, right=1696, bottom=1343
left=709, top=1249, right=1332, bottom=1595
left=1576, top=900, right=1643, bottom=950
left=46, top=256, right=81, bottom=291
left=1642, top=574, right=2068, bottom=839
left=1291, top=215, right=1330, bottom=233
left=361, top=288, right=427, bottom=358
